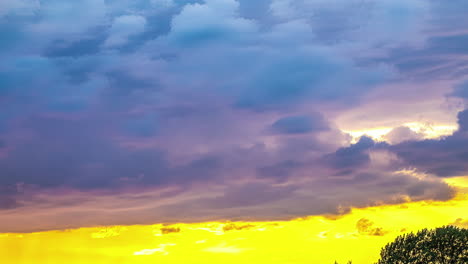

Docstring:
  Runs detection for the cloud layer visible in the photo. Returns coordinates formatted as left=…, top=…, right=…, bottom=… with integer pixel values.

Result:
left=0, top=0, right=467, bottom=232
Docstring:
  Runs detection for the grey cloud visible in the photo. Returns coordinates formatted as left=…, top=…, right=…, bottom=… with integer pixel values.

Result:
left=208, top=182, right=298, bottom=209
left=322, top=136, right=388, bottom=174
left=271, top=0, right=429, bottom=47
left=429, top=0, right=468, bottom=30
left=237, top=0, right=272, bottom=20
left=385, top=32, right=468, bottom=80
left=451, top=80, right=468, bottom=100
left=0, top=185, right=18, bottom=209
left=384, top=126, right=424, bottom=145
left=270, top=114, right=328, bottom=135
left=234, top=50, right=391, bottom=110
left=0, top=141, right=456, bottom=231
left=95, top=70, right=161, bottom=112
left=43, top=30, right=107, bottom=58
left=122, top=114, right=158, bottom=137
left=256, top=160, right=302, bottom=180
left=427, top=34, right=468, bottom=55
left=372, top=0, right=468, bottom=81
left=1, top=0, right=466, bottom=230
left=104, top=15, right=147, bottom=48
left=148, top=170, right=454, bottom=224
left=0, top=115, right=221, bottom=196
left=391, top=109, right=468, bottom=177
left=458, top=109, right=468, bottom=131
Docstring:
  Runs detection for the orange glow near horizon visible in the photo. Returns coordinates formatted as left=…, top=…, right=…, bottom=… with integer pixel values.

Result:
left=1, top=176, right=467, bottom=264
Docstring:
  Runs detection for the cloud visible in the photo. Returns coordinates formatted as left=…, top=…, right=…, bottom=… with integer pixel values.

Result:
left=426, top=34, right=468, bottom=55
left=160, top=226, right=181, bottom=234
left=167, top=0, right=257, bottom=48
left=0, top=184, right=18, bottom=209
left=450, top=218, right=468, bottom=229
left=322, top=136, right=388, bottom=173
left=0, top=0, right=38, bottom=17
left=236, top=0, right=271, bottom=20
left=391, top=109, right=468, bottom=177
left=384, top=126, right=424, bottom=145
left=270, top=0, right=429, bottom=47
left=29, top=0, right=107, bottom=39
left=122, top=114, right=158, bottom=137
left=207, top=183, right=298, bottom=209
left=451, top=80, right=468, bottom=100
left=256, top=160, right=302, bottom=180
left=222, top=223, right=255, bottom=232
left=0, top=114, right=222, bottom=194
left=104, top=15, right=147, bottom=48
left=382, top=34, right=468, bottom=81
left=0, top=164, right=454, bottom=232
left=458, top=109, right=468, bottom=131
left=270, top=114, right=328, bottom=135
left=233, top=49, right=392, bottom=110
left=43, top=33, right=106, bottom=58
left=356, top=218, right=388, bottom=236
left=142, top=0, right=395, bottom=111
left=1, top=0, right=467, bottom=232
left=429, top=0, right=468, bottom=31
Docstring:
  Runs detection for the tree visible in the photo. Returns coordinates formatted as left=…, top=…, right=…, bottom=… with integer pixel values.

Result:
left=376, top=226, right=468, bottom=264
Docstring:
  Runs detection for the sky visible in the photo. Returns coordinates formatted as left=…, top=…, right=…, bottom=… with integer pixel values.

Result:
left=1, top=0, right=468, bottom=263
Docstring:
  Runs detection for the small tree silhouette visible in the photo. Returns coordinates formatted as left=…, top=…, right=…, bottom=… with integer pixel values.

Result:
left=376, top=226, right=468, bottom=264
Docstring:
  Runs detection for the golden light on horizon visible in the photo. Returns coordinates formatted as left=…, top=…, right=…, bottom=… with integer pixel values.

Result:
left=344, top=122, right=458, bottom=143
left=2, top=0, right=468, bottom=263
left=1, top=177, right=467, bottom=264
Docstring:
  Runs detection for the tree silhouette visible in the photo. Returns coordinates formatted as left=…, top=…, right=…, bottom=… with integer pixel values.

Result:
left=376, top=226, right=468, bottom=264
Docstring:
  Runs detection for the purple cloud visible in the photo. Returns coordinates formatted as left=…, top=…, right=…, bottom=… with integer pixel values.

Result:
left=0, top=0, right=467, bottom=232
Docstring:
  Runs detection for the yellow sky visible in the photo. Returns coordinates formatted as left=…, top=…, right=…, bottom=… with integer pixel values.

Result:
left=344, top=122, right=458, bottom=143
left=1, top=176, right=467, bottom=264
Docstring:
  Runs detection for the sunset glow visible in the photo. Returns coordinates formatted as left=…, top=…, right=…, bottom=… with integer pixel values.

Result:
left=1, top=177, right=467, bottom=264
left=1, top=0, right=468, bottom=263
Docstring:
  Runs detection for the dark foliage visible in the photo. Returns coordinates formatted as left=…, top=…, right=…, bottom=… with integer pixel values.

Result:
left=376, top=226, right=468, bottom=264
